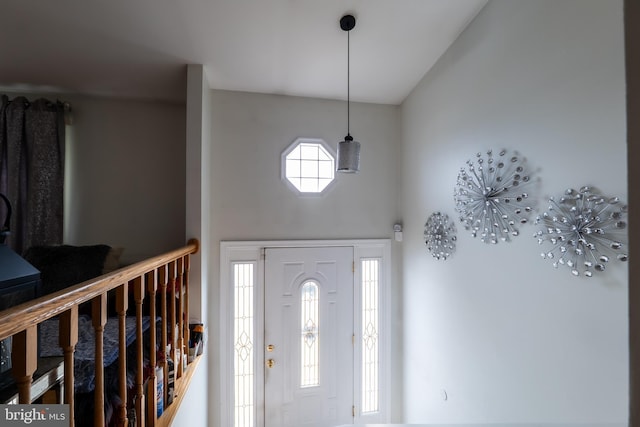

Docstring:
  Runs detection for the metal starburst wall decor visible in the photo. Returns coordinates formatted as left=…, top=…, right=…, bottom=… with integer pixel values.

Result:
left=424, top=212, right=457, bottom=260
left=454, top=149, right=537, bottom=244
left=534, top=186, right=628, bottom=277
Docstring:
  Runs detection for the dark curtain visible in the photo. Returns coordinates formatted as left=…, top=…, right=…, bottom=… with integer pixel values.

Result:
left=0, top=95, right=65, bottom=255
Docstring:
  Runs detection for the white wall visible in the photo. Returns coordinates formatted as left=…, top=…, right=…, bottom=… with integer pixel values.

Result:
left=64, top=94, right=186, bottom=264
left=209, top=90, right=400, bottom=241
left=185, top=64, right=211, bottom=324
left=208, top=89, right=404, bottom=422
left=0, top=92, right=186, bottom=262
left=401, top=0, right=627, bottom=424
left=173, top=65, right=210, bottom=427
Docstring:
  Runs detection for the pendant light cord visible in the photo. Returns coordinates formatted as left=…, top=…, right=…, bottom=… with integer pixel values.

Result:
left=347, top=29, right=350, bottom=137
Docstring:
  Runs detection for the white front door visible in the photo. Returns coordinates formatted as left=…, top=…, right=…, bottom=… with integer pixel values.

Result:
left=264, top=246, right=354, bottom=427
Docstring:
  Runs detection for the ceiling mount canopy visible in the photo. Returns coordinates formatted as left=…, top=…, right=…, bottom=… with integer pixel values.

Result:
left=339, top=14, right=356, bottom=31
left=336, top=13, right=361, bottom=174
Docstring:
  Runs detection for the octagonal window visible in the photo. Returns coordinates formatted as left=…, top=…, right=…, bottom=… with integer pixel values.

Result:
left=282, top=138, right=335, bottom=194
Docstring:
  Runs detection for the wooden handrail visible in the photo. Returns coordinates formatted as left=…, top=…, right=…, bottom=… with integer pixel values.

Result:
left=0, top=239, right=199, bottom=341
left=1, top=239, right=199, bottom=427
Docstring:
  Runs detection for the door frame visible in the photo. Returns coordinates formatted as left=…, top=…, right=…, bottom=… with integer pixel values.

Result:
left=220, top=239, right=391, bottom=427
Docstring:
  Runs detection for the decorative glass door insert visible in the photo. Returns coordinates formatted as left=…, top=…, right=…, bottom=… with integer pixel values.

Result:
left=301, top=281, right=320, bottom=387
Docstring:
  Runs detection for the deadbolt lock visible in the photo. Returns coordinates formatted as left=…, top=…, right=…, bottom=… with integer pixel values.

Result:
left=267, top=344, right=275, bottom=352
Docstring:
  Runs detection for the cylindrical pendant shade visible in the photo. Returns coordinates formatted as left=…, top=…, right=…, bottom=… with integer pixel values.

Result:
left=336, top=137, right=360, bottom=173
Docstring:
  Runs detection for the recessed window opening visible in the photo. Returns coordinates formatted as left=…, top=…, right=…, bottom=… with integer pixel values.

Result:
left=282, top=138, right=335, bottom=194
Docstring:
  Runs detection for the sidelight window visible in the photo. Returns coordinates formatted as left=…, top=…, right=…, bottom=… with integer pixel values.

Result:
left=233, top=262, right=255, bottom=427
left=361, top=258, right=380, bottom=413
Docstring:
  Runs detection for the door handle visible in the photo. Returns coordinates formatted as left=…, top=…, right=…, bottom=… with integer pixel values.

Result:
left=266, top=359, right=275, bottom=368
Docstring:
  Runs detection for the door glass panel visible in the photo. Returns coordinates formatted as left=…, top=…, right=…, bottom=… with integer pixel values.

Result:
left=234, top=262, right=255, bottom=427
left=361, top=259, right=380, bottom=413
left=301, top=281, right=320, bottom=387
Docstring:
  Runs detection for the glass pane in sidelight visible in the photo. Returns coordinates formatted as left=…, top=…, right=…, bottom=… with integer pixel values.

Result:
left=234, top=263, right=255, bottom=427
left=361, top=259, right=380, bottom=413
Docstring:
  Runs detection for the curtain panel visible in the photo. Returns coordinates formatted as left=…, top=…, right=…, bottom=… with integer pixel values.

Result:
left=0, top=95, right=65, bottom=254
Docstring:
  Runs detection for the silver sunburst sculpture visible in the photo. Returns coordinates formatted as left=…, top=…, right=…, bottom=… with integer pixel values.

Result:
left=534, top=186, right=628, bottom=277
left=454, top=149, right=537, bottom=244
left=424, top=212, right=457, bottom=260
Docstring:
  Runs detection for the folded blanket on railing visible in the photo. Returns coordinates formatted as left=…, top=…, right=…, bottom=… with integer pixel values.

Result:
left=40, top=314, right=152, bottom=393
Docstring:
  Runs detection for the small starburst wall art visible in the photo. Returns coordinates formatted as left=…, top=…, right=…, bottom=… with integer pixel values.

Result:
left=454, top=149, right=538, bottom=244
left=534, top=186, right=628, bottom=277
left=424, top=212, right=457, bottom=260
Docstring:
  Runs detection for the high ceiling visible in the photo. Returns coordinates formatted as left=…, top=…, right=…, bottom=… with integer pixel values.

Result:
left=0, top=1, right=487, bottom=105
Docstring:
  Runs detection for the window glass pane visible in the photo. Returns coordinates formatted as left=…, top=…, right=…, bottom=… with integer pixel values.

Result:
left=361, top=259, right=380, bottom=413
left=289, top=145, right=301, bottom=160
left=317, top=148, right=332, bottom=161
left=317, top=178, right=332, bottom=192
left=234, top=263, right=255, bottom=427
left=300, top=178, right=318, bottom=193
left=301, top=281, right=319, bottom=387
left=283, top=139, right=334, bottom=193
left=318, top=161, right=333, bottom=179
left=288, top=177, right=301, bottom=190
left=301, top=160, right=319, bottom=178
left=286, top=159, right=301, bottom=179
left=300, top=143, right=318, bottom=159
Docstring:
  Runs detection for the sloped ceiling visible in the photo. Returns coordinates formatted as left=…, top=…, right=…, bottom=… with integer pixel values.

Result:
left=0, top=0, right=487, bottom=104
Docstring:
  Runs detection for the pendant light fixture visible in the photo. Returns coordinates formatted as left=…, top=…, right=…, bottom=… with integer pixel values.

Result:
left=336, top=14, right=361, bottom=173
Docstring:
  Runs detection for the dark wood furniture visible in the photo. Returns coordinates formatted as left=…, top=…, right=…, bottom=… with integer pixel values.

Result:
left=0, top=244, right=41, bottom=389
